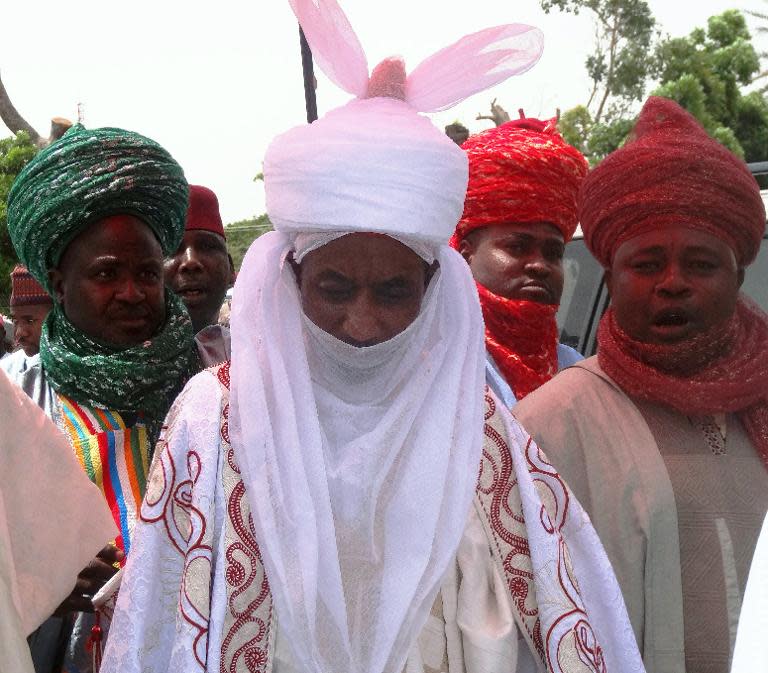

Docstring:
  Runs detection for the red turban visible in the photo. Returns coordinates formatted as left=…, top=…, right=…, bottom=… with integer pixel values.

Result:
left=10, top=264, right=52, bottom=307
left=186, top=185, right=226, bottom=239
left=452, top=116, right=588, bottom=245
left=580, top=96, right=766, bottom=267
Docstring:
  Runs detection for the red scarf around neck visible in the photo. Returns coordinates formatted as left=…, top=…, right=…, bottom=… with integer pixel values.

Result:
left=477, top=282, right=559, bottom=401
left=597, top=297, right=768, bottom=467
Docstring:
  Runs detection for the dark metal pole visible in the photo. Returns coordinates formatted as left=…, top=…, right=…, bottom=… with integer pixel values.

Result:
left=299, top=27, right=318, bottom=123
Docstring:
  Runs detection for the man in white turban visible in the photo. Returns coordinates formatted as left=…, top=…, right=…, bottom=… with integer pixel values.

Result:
left=101, top=2, right=645, bottom=672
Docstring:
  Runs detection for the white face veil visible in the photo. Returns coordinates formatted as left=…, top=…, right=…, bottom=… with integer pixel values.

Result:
left=229, top=3, right=544, bottom=673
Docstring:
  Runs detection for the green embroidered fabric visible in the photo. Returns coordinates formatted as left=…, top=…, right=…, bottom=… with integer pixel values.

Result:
left=39, top=290, right=197, bottom=431
left=7, top=124, right=189, bottom=291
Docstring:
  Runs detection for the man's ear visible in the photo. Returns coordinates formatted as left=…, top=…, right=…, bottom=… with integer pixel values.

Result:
left=457, top=236, right=474, bottom=265
left=287, top=252, right=302, bottom=286
left=48, top=268, right=65, bottom=304
left=603, top=267, right=613, bottom=296
left=227, top=254, right=236, bottom=286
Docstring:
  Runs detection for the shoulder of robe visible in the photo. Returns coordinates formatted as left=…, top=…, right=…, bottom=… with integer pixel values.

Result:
left=164, top=361, right=230, bottom=430
left=186, top=359, right=231, bottom=395
left=482, top=385, right=532, bottom=450
left=206, top=359, right=231, bottom=392
left=7, top=354, right=42, bottom=386
left=514, top=356, right=613, bottom=423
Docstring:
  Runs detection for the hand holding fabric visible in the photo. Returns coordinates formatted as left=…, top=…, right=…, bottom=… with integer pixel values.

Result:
left=54, top=545, right=124, bottom=616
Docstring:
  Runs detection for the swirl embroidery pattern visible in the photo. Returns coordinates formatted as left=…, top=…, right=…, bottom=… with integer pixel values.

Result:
left=525, top=437, right=606, bottom=672
left=140, top=385, right=213, bottom=669
left=476, top=393, right=543, bottom=660
left=477, top=392, right=607, bottom=673
left=218, top=362, right=274, bottom=673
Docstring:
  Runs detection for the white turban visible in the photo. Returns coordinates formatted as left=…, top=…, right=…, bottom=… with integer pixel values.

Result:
left=265, top=97, right=467, bottom=251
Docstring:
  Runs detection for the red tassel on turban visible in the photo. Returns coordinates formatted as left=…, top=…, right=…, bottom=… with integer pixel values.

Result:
left=452, top=116, right=588, bottom=245
left=580, top=96, right=766, bottom=268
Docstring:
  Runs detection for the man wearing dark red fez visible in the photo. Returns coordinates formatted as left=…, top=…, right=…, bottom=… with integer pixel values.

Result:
left=165, top=184, right=235, bottom=362
left=452, top=116, right=587, bottom=405
left=1, top=265, right=53, bottom=375
left=516, top=97, right=768, bottom=673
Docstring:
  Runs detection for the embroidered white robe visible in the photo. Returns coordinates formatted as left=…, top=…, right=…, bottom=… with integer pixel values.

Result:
left=101, top=362, right=644, bottom=673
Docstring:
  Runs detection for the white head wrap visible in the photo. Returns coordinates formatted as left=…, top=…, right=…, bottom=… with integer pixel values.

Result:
left=230, top=3, right=543, bottom=673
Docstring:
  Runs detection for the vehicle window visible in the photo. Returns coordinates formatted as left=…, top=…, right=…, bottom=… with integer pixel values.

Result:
left=557, top=239, right=604, bottom=351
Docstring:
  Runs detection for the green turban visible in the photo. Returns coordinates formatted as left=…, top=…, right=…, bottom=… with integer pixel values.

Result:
left=7, top=124, right=189, bottom=292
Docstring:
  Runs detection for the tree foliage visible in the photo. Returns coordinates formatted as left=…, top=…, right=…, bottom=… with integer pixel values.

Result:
left=225, top=214, right=272, bottom=271
left=746, top=0, right=767, bottom=91
left=542, top=0, right=657, bottom=163
left=652, top=10, right=768, bottom=162
left=549, top=3, right=768, bottom=167
left=541, top=0, right=657, bottom=124
left=0, top=132, right=38, bottom=309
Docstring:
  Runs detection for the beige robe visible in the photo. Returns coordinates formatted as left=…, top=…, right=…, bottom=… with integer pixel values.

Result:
left=514, top=357, right=768, bottom=673
left=0, top=370, right=116, bottom=673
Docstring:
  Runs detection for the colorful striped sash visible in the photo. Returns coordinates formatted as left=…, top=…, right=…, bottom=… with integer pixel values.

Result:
left=57, top=395, right=151, bottom=557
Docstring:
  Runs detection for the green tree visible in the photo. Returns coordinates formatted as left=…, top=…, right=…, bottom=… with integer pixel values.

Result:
left=559, top=105, right=634, bottom=162
left=541, top=0, right=657, bottom=163
left=541, top=0, right=657, bottom=124
left=653, top=10, right=768, bottom=163
left=551, top=4, right=768, bottom=167
left=0, top=131, right=38, bottom=308
left=225, top=214, right=272, bottom=271
left=747, top=0, right=767, bottom=91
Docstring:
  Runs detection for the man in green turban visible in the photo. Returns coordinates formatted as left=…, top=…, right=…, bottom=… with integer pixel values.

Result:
left=5, top=124, right=216, bottom=673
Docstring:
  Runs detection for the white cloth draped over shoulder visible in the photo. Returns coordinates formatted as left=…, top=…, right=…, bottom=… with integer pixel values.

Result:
left=0, top=369, right=116, bottom=672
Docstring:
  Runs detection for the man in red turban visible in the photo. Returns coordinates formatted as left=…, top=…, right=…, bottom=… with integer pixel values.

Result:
left=452, top=116, right=588, bottom=405
left=515, top=96, right=768, bottom=673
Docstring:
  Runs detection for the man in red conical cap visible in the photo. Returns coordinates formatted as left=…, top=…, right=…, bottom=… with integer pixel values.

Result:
left=1, top=265, right=53, bottom=377
left=8, top=264, right=53, bottom=355
left=452, top=116, right=588, bottom=406
left=515, top=96, right=768, bottom=672
left=165, top=185, right=235, bottom=363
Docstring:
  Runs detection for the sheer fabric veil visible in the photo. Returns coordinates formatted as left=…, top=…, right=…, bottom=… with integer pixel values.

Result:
left=230, top=231, right=486, bottom=673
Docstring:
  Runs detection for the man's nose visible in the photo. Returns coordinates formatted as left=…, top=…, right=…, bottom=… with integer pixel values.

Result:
left=656, top=263, right=691, bottom=296
left=341, top=296, right=383, bottom=346
left=115, top=277, right=147, bottom=303
left=178, top=247, right=204, bottom=272
left=524, top=255, right=551, bottom=277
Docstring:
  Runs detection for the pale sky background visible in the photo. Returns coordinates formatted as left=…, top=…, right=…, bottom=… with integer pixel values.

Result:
left=1, top=0, right=766, bottom=224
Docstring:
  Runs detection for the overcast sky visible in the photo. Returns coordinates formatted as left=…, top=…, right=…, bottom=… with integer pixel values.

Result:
left=1, top=0, right=765, bottom=223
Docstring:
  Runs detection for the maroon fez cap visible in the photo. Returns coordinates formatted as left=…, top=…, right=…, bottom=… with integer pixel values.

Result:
left=186, top=185, right=226, bottom=239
